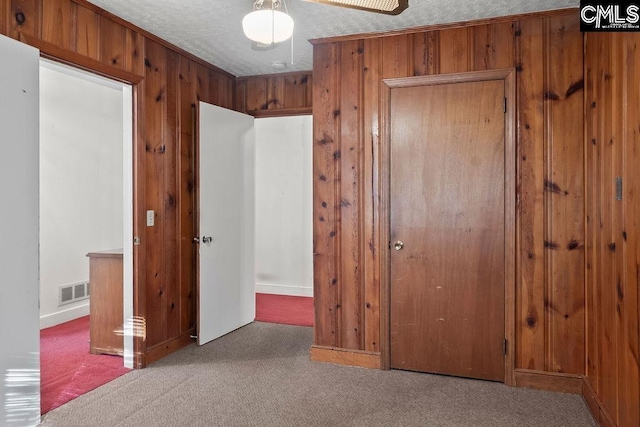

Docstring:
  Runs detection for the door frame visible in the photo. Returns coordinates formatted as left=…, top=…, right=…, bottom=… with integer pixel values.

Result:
left=379, top=69, right=516, bottom=385
left=20, top=35, right=148, bottom=369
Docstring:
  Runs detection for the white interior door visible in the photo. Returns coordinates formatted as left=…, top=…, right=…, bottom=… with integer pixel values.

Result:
left=0, top=35, right=41, bottom=425
left=197, top=102, right=255, bottom=346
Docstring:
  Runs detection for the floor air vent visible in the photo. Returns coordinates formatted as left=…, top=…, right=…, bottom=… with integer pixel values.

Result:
left=58, top=281, right=90, bottom=306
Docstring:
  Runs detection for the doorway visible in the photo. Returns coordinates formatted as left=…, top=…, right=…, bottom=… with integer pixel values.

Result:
left=38, top=59, right=134, bottom=411
left=381, top=70, right=516, bottom=382
left=254, top=115, right=314, bottom=327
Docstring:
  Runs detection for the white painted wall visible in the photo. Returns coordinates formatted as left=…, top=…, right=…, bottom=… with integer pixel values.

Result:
left=254, top=116, right=313, bottom=297
left=0, top=34, right=41, bottom=426
left=39, top=61, right=124, bottom=328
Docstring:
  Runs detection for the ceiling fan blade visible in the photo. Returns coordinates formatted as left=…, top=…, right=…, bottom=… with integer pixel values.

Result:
left=304, top=0, right=408, bottom=15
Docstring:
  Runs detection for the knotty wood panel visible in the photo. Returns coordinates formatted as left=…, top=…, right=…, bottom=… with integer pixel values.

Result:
left=362, top=37, right=382, bottom=353
left=1, top=0, right=235, bottom=366
left=619, top=33, right=640, bottom=427
left=438, top=27, right=471, bottom=73
left=164, top=49, right=180, bottom=340
left=74, top=4, right=99, bottom=59
left=177, top=56, right=196, bottom=334
left=312, top=10, right=587, bottom=377
left=413, top=31, right=439, bottom=75
left=41, top=0, right=73, bottom=50
left=472, top=22, right=514, bottom=71
left=313, top=43, right=340, bottom=347
left=7, top=0, right=41, bottom=40
left=544, top=15, right=585, bottom=375
left=142, top=39, right=168, bottom=348
left=338, top=39, right=364, bottom=350
left=1, top=0, right=7, bottom=34
left=585, top=31, right=640, bottom=427
left=238, top=71, right=313, bottom=116
left=515, top=18, right=546, bottom=372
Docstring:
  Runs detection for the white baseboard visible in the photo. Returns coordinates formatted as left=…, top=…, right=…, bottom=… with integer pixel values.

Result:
left=40, top=302, right=90, bottom=329
left=255, top=282, right=313, bottom=297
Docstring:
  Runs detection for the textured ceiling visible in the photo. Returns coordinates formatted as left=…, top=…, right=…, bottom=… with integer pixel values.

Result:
left=88, top=0, right=578, bottom=77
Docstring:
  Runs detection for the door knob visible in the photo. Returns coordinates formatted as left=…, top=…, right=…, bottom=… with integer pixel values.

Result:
left=202, top=236, right=213, bottom=244
left=394, top=240, right=404, bottom=251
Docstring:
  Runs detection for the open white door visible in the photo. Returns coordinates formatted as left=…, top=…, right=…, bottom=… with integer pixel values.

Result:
left=0, top=35, right=41, bottom=425
left=197, top=102, right=255, bottom=346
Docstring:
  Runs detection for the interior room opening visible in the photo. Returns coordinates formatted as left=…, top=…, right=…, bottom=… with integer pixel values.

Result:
left=38, top=58, right=134, bottom=414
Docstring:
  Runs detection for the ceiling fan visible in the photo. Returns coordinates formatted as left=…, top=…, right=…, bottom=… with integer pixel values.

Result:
left=304, top=0, right=409, bottom=15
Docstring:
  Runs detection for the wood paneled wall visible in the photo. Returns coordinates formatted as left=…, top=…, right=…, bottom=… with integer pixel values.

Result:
left=585, top=32, right=640, bottom=427
left=237, top=71, right=313, bottom=117
left=1, top=0, right=235, bottom=366
left=311, top=10, right=586, bottom=376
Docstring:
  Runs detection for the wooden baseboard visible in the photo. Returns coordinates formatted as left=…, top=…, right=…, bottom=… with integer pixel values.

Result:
left=582, top=377, right=616, bottom=427
left=310, top=345, right=381, bottom=369
left=145, top=329, right=195, bottom=366
left=514, top=369, right=584, bottom=394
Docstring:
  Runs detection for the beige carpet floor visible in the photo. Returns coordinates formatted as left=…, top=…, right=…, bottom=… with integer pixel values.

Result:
left=40, top=322, right=596, bottom=427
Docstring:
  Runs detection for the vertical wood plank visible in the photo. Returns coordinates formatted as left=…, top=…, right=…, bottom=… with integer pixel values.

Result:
left=9, top=0, right=42, bottom=40
left=74, top=4, right=99, bottom=60
left=413, top=31, right=439, bottom=76
left=472, top=22, right=514, bottom=71
left=195, top=63, right=209, bottom=104
left=164, top=48, right=180, bottom=339
left=236, top=79, right=247, bottom=113
left=584, top=31, right=600, bottom=392
left=99, top=16, right=126, bottom=70
left=207, top=69, right=220, bottom=105
left=282, top=74, right=310, bottom=108
left=544, top=14, right=585, bottom=375
left=381, top=34, right=412, bottom=78
left=267, top=76, right=284, bottom=110
left=177, top=56, right=196, bottom=333
left=515, top=18, right=546, bottom=371
left=245, top=77, right=268, bottom=112
left=363, top=37, right=381, bottom=353
left=313, top=43, right=340, bottom=347
left=125, top=28, right=144, bottom=76
left=585, top=32, right=640, bottom=426
left=593, top=33, right=607, bottom=399
left=620, top=33, right=640, bottom=427
left=611, top=33, right=625, bottom=426
left=41, top=0, right=73, bottom=50
left=439, top=27, right=471, bottom=73
left=1, top=0, right=7, bottom=35
left=598, top=31, right=618, bottom=417
left=143, top=39, right=167, bottom=348
left=338, top=39, right=364, bottom=350
left=218, top=75, right=234, bottom=109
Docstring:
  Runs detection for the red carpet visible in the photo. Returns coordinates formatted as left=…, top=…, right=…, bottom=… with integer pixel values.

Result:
left=255, top=293, right=314, bottom=327
left=40, top=316, right=130, bottom=414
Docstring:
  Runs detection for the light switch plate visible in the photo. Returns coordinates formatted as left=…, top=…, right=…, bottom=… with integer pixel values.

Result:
left=146, top=210, right=154, bottom=226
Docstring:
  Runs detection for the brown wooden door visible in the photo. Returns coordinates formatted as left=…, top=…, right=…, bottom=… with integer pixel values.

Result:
left=389, top=78, right=506, bottom=381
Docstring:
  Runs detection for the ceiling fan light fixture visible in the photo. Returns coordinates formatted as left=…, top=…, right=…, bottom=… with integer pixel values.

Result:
left=242, top=0, right=294, bottom=45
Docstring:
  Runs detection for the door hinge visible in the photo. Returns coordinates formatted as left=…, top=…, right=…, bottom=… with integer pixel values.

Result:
left=503, top=97, right=507, bottom=113
left=503, top=338, right=508, bottom=355
left=616, top=177, right=623, bottom=200
left=133, top=237, right=141, bottom=246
